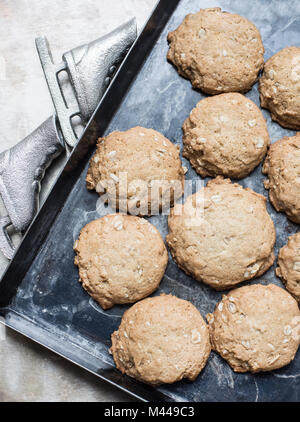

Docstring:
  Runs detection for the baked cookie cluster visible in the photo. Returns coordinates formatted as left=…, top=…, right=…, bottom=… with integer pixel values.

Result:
left=72, top=7, right=300, bottom=386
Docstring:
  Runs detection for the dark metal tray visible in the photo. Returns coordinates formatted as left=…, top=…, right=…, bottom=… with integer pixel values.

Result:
left=0, top=0, right=299, bottom=402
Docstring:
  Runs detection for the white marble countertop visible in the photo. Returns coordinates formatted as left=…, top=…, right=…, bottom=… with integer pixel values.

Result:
left=0, top=0, right=156, bottom=402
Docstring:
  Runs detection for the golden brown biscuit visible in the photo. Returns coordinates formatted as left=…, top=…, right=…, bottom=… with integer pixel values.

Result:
left=110, top=294, right=211, bottom=385
left=183, top=93, right=270, bottom=179
left=259, top=47, right=300, bottom=130
left=262, top=134, right=300, bottom=224
left=86, top=127, right=185, bottom=216
left=207, top=284, right=300, bottom=373
left=276, top=232, right=300, bottom=302
left=167, top=7, right=264, bottom=94
left=166, top=177, right=275, bottom=290
left=74, top=215, right=168, bottom=309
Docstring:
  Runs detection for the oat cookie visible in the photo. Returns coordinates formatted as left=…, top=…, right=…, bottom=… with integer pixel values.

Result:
left=207, top=284, right=300, bottom=373
left=183, top=93, right=270, bottom=179
left=263, top=134, right=300, bottom=224
left=259, top=47, right=300, bottom=130
left=276, top=233, right=300, bottom=302
left=166, top=177, right=275, bottom=290
left=86, top=127, right=185, bottom=216
left=74, top=215, right=168, bottom=309
left=110, top=294, right=211, bottom=385
left=167, top=7, right=264, bottom=94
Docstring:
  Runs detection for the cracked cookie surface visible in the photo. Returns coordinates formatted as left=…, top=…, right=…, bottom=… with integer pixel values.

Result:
left=167, top=7, right=264, bottom=94
left=207, top=284, right=300, bottom=373
left=276, top=232, right=300, bottom=302
left=110, top=294, right=211, bottom=385
left=183, top=93, right=270, bottom=179
left=259, top=47, right=300, bottom=130
left=166, top=177, right=275, bottom=290
left=74, top=215, right=168, bottom=309
left=86, top=127, right=184, bottom=216
left=262, top=134, right=300, bottom=224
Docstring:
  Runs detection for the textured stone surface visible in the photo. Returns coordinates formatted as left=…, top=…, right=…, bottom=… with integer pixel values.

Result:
left=0, top=0, right=156, bottom=402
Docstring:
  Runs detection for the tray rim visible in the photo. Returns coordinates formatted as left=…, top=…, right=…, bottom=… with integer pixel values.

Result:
left=0, top=0, right=182, bottom=402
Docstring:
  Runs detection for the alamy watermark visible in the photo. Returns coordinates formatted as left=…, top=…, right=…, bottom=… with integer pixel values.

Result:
left=95, top=174, right=205, bottom=226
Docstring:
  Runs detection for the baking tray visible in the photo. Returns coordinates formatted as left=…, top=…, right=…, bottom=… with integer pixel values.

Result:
left=0, top=0, right=299, bottom=402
